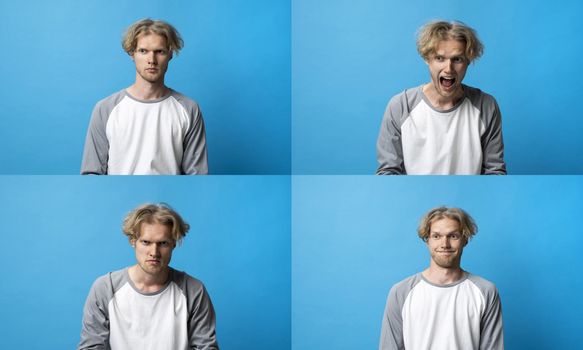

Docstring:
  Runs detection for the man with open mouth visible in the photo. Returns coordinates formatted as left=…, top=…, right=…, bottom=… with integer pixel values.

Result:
left=78, top=203, right=219, bottom=349
left=379, top=207, right=504, bottom=350
left=376, top=20, right=506, bottom=175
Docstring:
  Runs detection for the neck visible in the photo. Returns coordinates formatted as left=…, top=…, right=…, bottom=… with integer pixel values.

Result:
left=128, top=265, right=170, bottom=293
left=422, top=263, right=464, bottom=285
left=127, top=77, right=168, bottom=101
left=423, top=83, right=464, bottom=110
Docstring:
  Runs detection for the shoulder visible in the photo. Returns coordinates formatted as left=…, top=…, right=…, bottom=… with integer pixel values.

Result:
left=94, top=89, right=127, bottom=110
left=389, top=273, right=423, bottom=300
left=463, top=84, right=499, bottom=109
left=387, top=85, right=424, bottom=110
left=467, top=273, right=500, bottom=299
left=170, top=268, right=206, bottom=296
left=169, top=90, right=201, bottom=113
left=89, top=268, right=129, bottom=299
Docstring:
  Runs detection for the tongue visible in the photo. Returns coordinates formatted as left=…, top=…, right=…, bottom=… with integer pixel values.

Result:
left=442, top=78, right=454, bottom=87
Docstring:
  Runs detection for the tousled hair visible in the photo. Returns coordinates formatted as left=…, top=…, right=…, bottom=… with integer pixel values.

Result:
left=417, top=206, right=477, bottom=242
left=122, top=203, right=190, bottom=245
left=417, top=20, right=483, bottom=64
left=122, top=18, right=184, bottom=56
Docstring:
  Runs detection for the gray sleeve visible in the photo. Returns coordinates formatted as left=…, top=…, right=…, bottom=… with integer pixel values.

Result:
left=78, top=276, right=113, bottom=350
left=379, top=286, right=405, bottom=350
left=478, top=94, right=506, bottom=175
left=376, top=95, right=407, bottom=175
left=183, top=275, right=219, bottom=349
left=81, top=102, right=110, bottom=175
left=181, top=101, right=209, bottom=175
left=479, top=286, right=504, bottom=350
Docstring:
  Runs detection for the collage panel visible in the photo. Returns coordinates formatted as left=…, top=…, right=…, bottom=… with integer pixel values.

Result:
left=1, top=0, right=290, bottom=175
left=1, top=176, right=291, bottom=349
left=292, top=175, right=583, bottom=349
left=292, top=0, right=583, bottom=174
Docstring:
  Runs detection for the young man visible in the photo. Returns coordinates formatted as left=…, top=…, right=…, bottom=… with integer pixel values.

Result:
left=81, top=19, right=208, bottom=175
left=78, top=203, right=219, bottom=350
left=379, top=207, right=503, bottom=350
left=376, top=21, right=506, bottom=175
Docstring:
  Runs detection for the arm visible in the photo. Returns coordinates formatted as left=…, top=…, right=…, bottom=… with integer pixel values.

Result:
left=479, top=288, right=504, bottom=350
left=81, top=103, right=109, bottom=175
left=379, top=288, right=405, bottom=350
left=78, top=278, right=111, bottom=350
left=188, top=284, right=219, bottom=349
left=182, top=105, right=209, bottom=175
left=376, top=98, right=406, bottom=175
left=480, top=98, right=506, bottom=175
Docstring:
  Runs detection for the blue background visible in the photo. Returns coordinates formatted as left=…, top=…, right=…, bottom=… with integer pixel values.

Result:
left=292, top=0, right=583, bottom=174
left=293, top=176, right=583, bottom=349
left=0, top=0, right=290, bottom=174
left=0, top=176, right=291, bottom=349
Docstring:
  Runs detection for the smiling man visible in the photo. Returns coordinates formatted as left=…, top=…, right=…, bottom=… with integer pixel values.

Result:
left=376, top=21, right=506, bottom=175
left=81, top=19, right=208, bottom=175
left=379, top=207, right=504, bottom=350
left=78, top=203, right=219, bottom=350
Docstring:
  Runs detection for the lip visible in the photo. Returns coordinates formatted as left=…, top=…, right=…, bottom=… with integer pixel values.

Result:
left=146, top=260, right=160, bottom=264
left=146, top=68, right=158, bottom=73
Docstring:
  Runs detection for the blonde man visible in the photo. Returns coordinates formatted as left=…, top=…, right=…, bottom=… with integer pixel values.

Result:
left=379, top=207, right=504, bottom=350
left=376, top=21, right=506, bottom=175
left=82, top=19, right=208, bottom=175
left=78, top=203, right=219, bottom=350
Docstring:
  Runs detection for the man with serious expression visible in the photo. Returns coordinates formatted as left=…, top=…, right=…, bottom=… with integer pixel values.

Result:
left=78, top=203, right=219, bottom=349
left=82, top=19, right=209, bottom=175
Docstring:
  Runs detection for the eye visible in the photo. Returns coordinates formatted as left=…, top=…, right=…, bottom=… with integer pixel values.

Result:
left=141, top=240, right=151, bottom=246
left=431, top=234, right=441, bottom=240
left=434, top=56, right=444, bottom=62
left=159, top=241, right=169, bottom=247
left=452, top=57, right=464, bottom=63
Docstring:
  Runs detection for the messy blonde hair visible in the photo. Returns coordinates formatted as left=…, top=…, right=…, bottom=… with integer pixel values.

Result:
left=122, top=18, right=184, bottom=56
left=417, top=20, right=483, bottom=63
left=122, top=203, right=190, bottom=245
left=417, top=206, right=477, bottom=242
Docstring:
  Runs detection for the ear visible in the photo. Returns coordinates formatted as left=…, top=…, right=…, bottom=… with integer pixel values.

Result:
left=130, top=239, right=136, bottom=247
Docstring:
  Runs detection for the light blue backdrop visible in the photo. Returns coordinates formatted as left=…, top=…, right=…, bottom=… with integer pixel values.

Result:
left=292, top=176, right=583, bottom=349
left=292, top=0, right=583, bottom=174
left=0, top=0, right=290, bottom=174
left=0, top=176, right=291, bottom=349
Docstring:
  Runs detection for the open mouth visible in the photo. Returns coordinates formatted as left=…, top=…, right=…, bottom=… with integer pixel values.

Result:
left=440, top=77, right=456, bottom=88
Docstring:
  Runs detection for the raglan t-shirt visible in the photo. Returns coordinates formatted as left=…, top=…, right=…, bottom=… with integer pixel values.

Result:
left=78, top=267, right=218, bottom=350
left=379, top=272, right=504, bottom=350
left=376, top=85, right=506, bottom=175
left=81, top=89, right=208, bottom=175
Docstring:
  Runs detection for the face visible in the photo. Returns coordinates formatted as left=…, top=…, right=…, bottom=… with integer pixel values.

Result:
left=132, top=33, right=172, bottom=84
left=426, top=217, right=467, bottom=269
left=132, top=222, right=176, bottom=277
left=426, top=39, right=469, bottom=103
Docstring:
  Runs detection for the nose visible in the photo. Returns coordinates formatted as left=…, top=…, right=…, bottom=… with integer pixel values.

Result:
left=147, top=52, right=157, bottom=65
left=440, top=236, right=452, bottom=248
left=150, top=243, right=161, bottom=257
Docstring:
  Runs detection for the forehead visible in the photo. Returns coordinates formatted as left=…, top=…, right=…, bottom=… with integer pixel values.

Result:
left=136, top=32, right=168, bottom=48
left=434, top=39, right=466, bottom=55
left=429, top=217, right=460, bottom=232
left=138, top=222, right=173, bottom=241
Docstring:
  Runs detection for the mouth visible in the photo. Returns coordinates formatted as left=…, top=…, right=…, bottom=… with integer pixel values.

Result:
left=146, top=259, right=160, bottom=264
left=439, top=76, right=456, bottom=89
